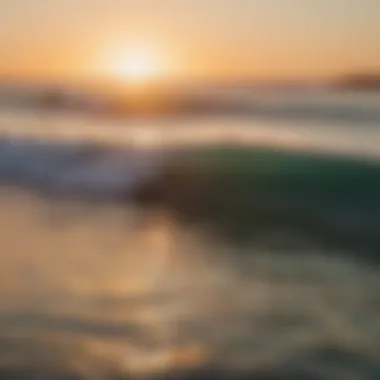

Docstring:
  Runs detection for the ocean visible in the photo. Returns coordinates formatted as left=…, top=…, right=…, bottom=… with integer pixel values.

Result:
left=0, top=90, right=379, bottom=379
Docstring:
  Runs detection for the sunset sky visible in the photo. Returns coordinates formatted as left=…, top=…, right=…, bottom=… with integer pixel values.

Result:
left=0, top=0, right=379, bottom=83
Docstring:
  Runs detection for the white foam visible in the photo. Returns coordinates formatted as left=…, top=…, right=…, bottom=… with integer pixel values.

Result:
left=0, top=138, right=167, bottom=198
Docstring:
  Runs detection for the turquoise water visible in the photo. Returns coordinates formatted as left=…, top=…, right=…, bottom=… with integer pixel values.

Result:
left=135, top=146, right=380, bottom=257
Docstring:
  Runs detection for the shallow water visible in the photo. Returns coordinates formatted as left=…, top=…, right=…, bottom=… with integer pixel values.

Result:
left=0, top=186, right=379, bottom=379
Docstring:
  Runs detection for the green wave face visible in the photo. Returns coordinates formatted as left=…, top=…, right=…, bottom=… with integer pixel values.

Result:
left=135, top=146, right=380, bottom=256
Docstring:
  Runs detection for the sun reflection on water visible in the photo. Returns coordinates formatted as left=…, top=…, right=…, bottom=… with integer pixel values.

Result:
left=0, top=188, right=379, bottom=378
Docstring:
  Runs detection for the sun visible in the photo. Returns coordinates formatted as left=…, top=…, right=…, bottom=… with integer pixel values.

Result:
left=111, top=48, right=163, bottom=84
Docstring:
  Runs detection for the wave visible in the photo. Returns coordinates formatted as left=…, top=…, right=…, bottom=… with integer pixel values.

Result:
left=177, top=90, right=380, bottom=124
left=1, top=136, right=380, bottom=259
left=0, top=137, right=167, bottom=199
left=134, top=146, right=380, bottom=260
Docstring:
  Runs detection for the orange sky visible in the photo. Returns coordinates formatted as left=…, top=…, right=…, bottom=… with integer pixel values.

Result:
left=0, top=0, right=379, bottom=83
